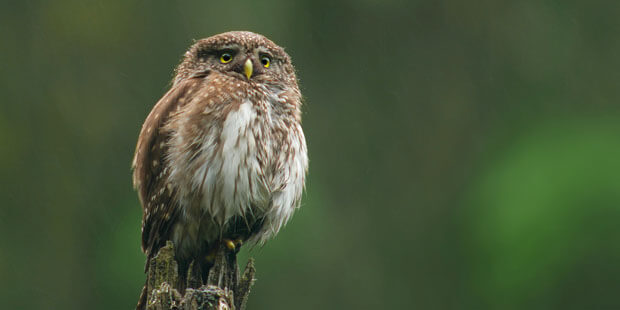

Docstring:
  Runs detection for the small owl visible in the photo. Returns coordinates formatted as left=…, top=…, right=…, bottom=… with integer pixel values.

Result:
left=132, top=31, right=308, bottom=304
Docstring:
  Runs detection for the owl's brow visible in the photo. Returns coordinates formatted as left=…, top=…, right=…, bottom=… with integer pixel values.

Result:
left=255, top=47, right=273, bottom=56
left=197, top=45, right=239, bottom=57
left=217, top=45, right=240, bottom=52
left=256, top=48, right=285, bottom=62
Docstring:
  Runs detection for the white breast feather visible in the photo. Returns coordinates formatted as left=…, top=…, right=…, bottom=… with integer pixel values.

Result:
left=198, top=100, right=267, bottom=223
left=168, top=93, right=307, bottom=249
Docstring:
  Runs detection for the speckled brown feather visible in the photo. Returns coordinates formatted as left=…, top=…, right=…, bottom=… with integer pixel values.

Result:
left=133, top=75, right=208, bottom=260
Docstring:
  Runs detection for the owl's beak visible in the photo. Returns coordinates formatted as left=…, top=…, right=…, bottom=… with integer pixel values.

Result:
left=244, top=58, right=253, bottom=79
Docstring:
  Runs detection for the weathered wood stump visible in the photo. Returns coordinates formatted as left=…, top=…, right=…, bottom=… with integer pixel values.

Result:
left=144, top=241, right=256, bottom=310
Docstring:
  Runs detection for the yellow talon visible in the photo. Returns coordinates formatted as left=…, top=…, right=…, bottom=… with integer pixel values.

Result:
left=224, top=239, right=236, bottom=250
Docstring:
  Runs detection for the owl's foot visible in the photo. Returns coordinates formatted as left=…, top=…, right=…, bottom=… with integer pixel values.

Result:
left=223, top=238, right=243, bottom=253
left=205, top=239, right=243, bottom=263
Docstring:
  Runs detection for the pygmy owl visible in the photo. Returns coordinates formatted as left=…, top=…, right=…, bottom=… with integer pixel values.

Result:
left=132, top=31, right=308, bottom=303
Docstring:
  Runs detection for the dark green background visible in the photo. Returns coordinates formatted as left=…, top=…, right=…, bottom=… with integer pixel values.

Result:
left=2, top=1, right=619, bottom=309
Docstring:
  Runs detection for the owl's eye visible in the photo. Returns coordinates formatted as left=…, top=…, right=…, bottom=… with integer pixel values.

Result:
left=260, top=55, right=271, bottom=68
left=220, top=53, right=233, bottom=64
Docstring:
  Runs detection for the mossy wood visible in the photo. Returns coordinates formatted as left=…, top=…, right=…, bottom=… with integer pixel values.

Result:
left=145, top=241, right=256, bottom=310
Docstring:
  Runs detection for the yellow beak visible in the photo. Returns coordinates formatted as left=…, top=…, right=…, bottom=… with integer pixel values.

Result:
left=244, top=58, right=253, bottom=79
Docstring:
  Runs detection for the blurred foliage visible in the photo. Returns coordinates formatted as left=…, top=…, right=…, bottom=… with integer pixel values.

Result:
left=466, top=119, right=620, bottom=309
left=1, top=1, right=619, bottom=309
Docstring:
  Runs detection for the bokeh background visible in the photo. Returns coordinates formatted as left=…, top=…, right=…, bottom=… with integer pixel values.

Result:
left=2, top=1, right=620, bottom=309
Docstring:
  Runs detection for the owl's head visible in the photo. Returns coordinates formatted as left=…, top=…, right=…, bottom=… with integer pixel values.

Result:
left=173, top=31, right=297, bottom=89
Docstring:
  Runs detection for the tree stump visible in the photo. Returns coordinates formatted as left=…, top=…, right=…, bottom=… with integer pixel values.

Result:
left=144, top=241, right=256, bottom=310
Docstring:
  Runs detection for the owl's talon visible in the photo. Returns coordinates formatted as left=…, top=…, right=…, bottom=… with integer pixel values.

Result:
left=224, top=239, right=236, bottom=251
left=223, top=238, right=243, bottom=253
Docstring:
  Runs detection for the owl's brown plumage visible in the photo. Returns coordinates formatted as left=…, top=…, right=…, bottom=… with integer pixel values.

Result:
left=132, top=31, right=307, bottom=306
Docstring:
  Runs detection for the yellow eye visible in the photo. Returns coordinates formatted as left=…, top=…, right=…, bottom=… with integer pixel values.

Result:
left=261, top=56, right=271, bottom=68
left=220, top=53, right=233, bottom=63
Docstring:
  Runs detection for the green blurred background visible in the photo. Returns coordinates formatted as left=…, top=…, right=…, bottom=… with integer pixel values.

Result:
left=2, top=1, right=620, bottom=309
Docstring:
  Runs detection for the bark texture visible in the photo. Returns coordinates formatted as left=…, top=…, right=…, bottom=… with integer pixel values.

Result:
left=144, top=241, right=256, bottom=310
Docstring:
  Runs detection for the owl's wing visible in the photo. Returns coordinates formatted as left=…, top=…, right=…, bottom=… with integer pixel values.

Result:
left=132, top=74, right=208, bottom=261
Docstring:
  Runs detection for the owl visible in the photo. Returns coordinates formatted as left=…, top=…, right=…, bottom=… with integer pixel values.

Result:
left=132, top=31, right=308, bottom=305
